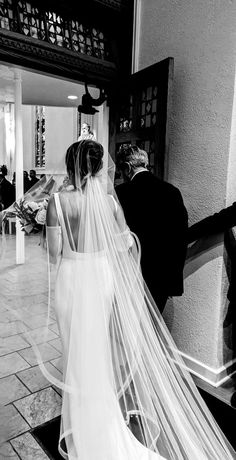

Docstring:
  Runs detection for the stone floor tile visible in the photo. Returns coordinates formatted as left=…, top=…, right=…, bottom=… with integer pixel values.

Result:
left=0, top=375, right=30, bottom=405
left=49, top=311, right=57, bottom=321
left=0, top=404, right=30, bottom=443
left=53, top=385, right=62, bottom=396
left=23, top=314, right=54, bottom=330
left=22, top=326, right=58, bottom=346
left=48, top=322, right=59, bottom=335
left=0, top=321, right=27, bottom=338
left=0, top=442, right=20, bottom=459
left=50, top=357, right=63, bottom=373
left=0, top=335, right=29, bottom=357
left=0, top=353, right=30, bottom=379
left=49, top=338, right=62, bottom=353
left=10, top=432, right=49, bottom=459
left=18, top=343, right=61, bottom=367
left=0, top=310, right=17, bottom=323
left=22, top=303, right=48, bottom=316
left=14, top=387, right=61, bottom=428
left=17, top=362, right=62, bottom=393
left=7, top=294, right=48, bottom=310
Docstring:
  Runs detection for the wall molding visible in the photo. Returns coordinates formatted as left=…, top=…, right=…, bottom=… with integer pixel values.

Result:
left=173, top=347, right=236, bottom=387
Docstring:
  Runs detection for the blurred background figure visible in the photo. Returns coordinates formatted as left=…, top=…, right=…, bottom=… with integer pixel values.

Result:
left=23, top=170, right=31, bottom=193
left=78, top=122, right=96, bottom=141
left=29, top=169, right=39, bottom=187
left=0, top=165, right=15, bottom=211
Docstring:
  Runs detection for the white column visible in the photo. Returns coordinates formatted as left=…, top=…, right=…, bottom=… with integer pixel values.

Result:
left=14, top=69, right=25, bottom=264
left=131, top=0, right=141, bottom=74
left=97, top=102, right=109, bottom=152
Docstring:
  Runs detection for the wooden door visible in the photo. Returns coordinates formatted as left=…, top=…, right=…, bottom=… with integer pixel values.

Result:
left=109, top=58, right=173, bottom=180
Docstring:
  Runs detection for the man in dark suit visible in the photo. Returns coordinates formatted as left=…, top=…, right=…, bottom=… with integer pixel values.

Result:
left=188, top=202, right=236, bottom=334
left=115, top=145, right=188, bottom=313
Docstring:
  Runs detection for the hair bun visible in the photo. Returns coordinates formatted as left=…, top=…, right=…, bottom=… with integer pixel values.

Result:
left=66, top=140, right=104, bottom=185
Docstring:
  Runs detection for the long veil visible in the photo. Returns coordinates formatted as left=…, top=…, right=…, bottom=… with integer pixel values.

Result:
left=1, top=141, right=235, bottom=460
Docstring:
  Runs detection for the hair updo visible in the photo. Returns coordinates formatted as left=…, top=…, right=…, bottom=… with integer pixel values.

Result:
left=65, top=140, right=104, bottom=186
left=0, top=165, right=8, bottom=176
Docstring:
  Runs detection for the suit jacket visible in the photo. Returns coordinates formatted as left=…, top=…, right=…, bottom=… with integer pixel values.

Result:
left=116, top=171, right=188, bottom=298
left=188, top=202, right=236, bottom=243
left=187, top=202, right=236, bottom=304
left=0, top=177, right=15, bottom=210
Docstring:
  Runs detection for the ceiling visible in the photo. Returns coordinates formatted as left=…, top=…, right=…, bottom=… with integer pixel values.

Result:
left=0, top=62, right=99, bottom=107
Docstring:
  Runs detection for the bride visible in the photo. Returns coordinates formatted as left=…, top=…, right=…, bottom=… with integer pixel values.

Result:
left=44, top=139, right=234, bottom=459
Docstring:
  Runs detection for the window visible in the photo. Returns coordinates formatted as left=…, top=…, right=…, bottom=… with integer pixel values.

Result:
left=35, top=106, right=45, bottom=168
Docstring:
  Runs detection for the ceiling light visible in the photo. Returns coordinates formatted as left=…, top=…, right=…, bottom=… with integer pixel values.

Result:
left=68, top=95, right=78, bottom=100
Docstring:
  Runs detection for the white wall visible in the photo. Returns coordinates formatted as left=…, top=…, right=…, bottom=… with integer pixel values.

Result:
left=139, top=0, right=236, bottom=222
left=21, top=105, right=77, bottom=178
left=3, top=104, right=104, bottom=184
left=45, top=106, right=77, bottom=175
left=138, top=0, right=236, bottom=382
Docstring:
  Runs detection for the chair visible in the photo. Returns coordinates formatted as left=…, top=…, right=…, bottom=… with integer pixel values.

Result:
left=8, top=216, right=16, bottom=235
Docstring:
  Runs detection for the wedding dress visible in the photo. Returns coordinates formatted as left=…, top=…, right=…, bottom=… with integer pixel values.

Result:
left=50, top=192, right=166, bottom=460
left=2, top=143, right=235, bottom=459
left=43, top=166, right=235, bottom=459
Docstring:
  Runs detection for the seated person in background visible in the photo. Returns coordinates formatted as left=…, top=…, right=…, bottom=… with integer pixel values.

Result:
left=29, top=169, right=39, bottom=187
left=0, top=165, right=15, bottom=210
left=23, top=171, right=31, bottom=193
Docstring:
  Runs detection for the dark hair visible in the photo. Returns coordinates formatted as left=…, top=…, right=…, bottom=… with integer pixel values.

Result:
left=0, top=165, right=7, bottom=176
left=65, top=140, right=103, bottom=185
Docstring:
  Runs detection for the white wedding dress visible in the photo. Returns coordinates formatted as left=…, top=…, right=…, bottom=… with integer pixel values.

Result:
left=2, top=142, right=235, bottom=459
left=41, top=181, right=235, bottom=460
left=53, top=192, right=165, bottom=460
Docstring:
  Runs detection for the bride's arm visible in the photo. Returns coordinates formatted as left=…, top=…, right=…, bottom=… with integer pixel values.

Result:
left=46, top=195, right=62, bottom=264
left=108, top=194, right=139, bottom=254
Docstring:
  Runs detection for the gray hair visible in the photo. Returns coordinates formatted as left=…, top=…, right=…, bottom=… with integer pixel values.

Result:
left=117, top=145, right=149, bottom=170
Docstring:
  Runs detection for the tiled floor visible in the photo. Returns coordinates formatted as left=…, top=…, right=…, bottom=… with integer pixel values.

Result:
left=0, top=234, right=62, bottom=459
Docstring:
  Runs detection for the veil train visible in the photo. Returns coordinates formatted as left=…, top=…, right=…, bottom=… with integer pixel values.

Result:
left=0, top=141, right=235, bottom=460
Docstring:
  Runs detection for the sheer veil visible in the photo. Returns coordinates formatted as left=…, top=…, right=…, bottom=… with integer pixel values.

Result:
left=1, top=140, right=235, bottom=459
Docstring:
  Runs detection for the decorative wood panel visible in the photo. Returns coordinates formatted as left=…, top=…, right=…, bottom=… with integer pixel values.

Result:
left=0, top=0, right=133, bottom=85
left=109, top=58, right=174, bottom=179
left=35, top=106, right=45, bottom=168
left=0, top=0, right=111, bottom=59
left=0, top=27, right=116, bottom=85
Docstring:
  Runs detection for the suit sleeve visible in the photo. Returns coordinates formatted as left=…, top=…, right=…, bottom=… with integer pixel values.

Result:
left=187, top=202, right=236, bottom=244
left=171, top=188, right=189, bottom=270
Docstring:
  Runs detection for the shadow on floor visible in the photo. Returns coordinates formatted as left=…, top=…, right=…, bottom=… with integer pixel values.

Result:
left=32, top=416, right=62, bottom=460
left=32, top=393, right=236, bottom=459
